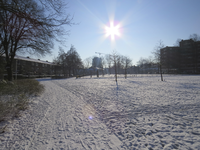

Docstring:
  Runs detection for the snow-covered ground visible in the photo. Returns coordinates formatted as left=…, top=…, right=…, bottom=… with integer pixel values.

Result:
left=0, top=74, right=200, bottom=150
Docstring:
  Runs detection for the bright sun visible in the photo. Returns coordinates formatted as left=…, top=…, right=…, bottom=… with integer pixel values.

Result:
left=105, top=22, right=120, bottom=41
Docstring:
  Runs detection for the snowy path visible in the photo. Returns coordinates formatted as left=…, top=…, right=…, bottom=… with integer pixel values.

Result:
left=0, top=75, right=200, bottom=149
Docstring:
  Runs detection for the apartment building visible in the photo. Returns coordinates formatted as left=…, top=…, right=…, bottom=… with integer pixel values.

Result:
left=0, top=55, right=62, bottom=78
left=160, top=39, right=200, bottom=74
left=179, top=39, right=200, bottom=73
left=160, top=46, right=180, bottom=73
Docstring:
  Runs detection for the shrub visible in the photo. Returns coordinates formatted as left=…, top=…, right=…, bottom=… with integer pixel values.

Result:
left=0, top=79, right=44, bottom=123
left=14, top=79, right=44, bottom=96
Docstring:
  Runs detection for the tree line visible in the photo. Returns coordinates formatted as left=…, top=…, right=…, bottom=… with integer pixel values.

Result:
left=83, top=51, right=132, bottom=82
left=53, top=45, right=83, bottom=77
left=53, top=47, right=132, bottom=82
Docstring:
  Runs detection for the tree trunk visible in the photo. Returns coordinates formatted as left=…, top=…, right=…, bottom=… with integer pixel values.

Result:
left=6, top=63, right=13, bottom=81
left=160, top=64, right=163, bottom=81
left=97, top=70, right=99, bottom=77
left=68, top=68, right=71, bottom=77
left=124, top=69, right=127, bottom=79
left=114, top=62, right=117, bottom=82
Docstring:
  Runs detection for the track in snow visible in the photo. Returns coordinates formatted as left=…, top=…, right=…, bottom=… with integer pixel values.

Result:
left=1, top=75, right=200, bottom=149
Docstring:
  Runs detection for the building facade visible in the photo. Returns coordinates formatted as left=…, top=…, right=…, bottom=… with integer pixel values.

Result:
left=160, top=46, right=180, bottom=73
left=160, top=39, right=200, bottom=74
left=179, top=39, right=200, bottom=73
left=0, top=55, right=63, bottom=79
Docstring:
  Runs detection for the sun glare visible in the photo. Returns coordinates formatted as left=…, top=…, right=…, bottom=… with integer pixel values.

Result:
left=105, top=22, right=121, bottom=41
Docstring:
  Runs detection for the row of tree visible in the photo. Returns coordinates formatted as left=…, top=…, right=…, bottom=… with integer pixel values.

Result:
left=52, top=48, right=132, bottom=82
left=83, top=51, right=132, bottom=81
left=53, top=45, right=83, bottom=77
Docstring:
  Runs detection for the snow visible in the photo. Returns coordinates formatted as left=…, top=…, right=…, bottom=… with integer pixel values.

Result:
left=0, top=74, right=200, bottom=149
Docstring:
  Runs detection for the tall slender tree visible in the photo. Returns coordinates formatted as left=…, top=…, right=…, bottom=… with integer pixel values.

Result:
left=152, top=40, right=165, bottom=81
left=122, top=56, right=132, bottom=79
left=110, top=51, right=119, bottom=82
left=65, top=45, right=83, bottom=76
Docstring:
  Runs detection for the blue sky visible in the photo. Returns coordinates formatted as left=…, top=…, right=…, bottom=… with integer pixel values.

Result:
left=40, top=0, right=200, bottom=65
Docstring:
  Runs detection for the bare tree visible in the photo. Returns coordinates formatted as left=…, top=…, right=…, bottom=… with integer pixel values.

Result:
left=137, top=57, right=144, bottom=66
left=122, top=56, right=132, bottom=79
left=174, top=38, right=182, bottom=46
left=83, top=57, right=92, bottom=69
left=147, top=56, right=154, bottom=74
left=110, top=50, right=119, bottom=82
left=137, top=56, right=154, bottom=74
left=116, top=55, right=124, bottom=74
left=189, top=34, right=200, bottom=41
left=152, top=40, right=165, bottom=81
left=137, top=57, right=147, bottom=74
left=0, top=56, right=5, bottom=79
left=0, top=0, right=72, bottom=28
left=0, top=0, right=74, bottom=81
left=83, top=57, right=92, bottom=76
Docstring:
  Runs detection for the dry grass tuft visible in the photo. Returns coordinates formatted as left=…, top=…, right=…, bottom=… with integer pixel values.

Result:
left=0, top=79, right=44, bottom=124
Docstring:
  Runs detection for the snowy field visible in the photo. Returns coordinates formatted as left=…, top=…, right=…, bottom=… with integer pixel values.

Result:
left=0, top=75, right=200, bottom=150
